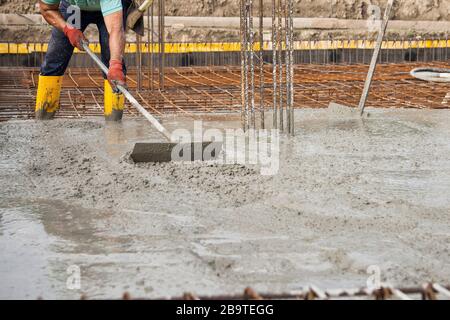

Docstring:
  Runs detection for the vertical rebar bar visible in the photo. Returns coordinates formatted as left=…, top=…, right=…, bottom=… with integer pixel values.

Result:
left=259, top=0, right=265, bottom=129
left=150, top=2, right=154, bottom=91
left=272, top=0, right=278, bottom=129
left=241, top=0, right=251, bottom=131
left=158, top=0, right=165, bottom=90
left=147, top=5, right=151, bottom=90
left=446, top=34, right=448, bottom=61
left=240, top=0, right=246, bottom=130
left=245, top=0, right=250, bottom=130
left=147, top=7, right=150, bottom=89
left=408, top=38, right=412, bottom=62
left=284, top=0, right=294, bottom=135
left=136, top=34, right=142, bottom=92
left=277, top=0, right=284, bottom=131
left=249, top=0, right=256, bottom=129
left=239, top=0, right=245, bottom=130
left=285, top=0, right=290, bottom=133
left=288, top=0, right=294, bottom=135
left=162, top=0, right=166, bottom=90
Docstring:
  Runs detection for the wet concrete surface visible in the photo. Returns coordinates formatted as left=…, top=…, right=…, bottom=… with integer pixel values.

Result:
left=0, top=108, right=449, bottom=299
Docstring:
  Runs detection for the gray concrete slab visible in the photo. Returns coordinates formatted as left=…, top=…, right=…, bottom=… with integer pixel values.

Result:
left=0, top=108, right=449, bottom=299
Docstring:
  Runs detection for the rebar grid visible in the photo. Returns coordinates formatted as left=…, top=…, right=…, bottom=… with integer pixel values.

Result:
left=0, top=63, right=449, bottom=121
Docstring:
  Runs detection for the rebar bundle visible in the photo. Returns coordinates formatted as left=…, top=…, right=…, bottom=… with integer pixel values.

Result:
left=135, top=0, right=164, bottom=92
left=158, top=0, right=165, bottom=91
left=240, top=0, right=294, bottom=134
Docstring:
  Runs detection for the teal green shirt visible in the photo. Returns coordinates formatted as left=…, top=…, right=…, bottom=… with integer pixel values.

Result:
left=42, top=0, right=122, bottom=16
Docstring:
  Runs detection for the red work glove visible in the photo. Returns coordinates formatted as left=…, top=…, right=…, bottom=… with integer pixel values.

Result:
left=63, top=25, right=87, bottom=51
left=107, top=59, right=126, bottom=92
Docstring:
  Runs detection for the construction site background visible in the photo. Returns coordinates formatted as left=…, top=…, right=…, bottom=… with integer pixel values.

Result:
left=0, top=0, right=449, bottom=42
left=1, top=0, right=449, bottom=20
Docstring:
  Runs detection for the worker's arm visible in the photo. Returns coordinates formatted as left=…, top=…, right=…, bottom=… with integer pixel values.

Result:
left=103, top=11, right=125, bottom=62
left=103, top=11, right=126, bottom=89
left=39, top=0, right=86, bottom=50
left=39, top=0, right=66, bottom=32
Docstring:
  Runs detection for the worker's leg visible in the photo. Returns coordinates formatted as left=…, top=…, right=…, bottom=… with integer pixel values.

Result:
left=96, top=0, right=131, bottom=121
left=35, top=1, right=90, bottom=119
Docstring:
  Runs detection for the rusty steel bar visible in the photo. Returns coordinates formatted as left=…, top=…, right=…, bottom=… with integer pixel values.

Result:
left=259, top=0, right=265, bottom=129
left=240, top=0, right=246, bottom=130
left=130, top=284, right=450, bottom=301
left=284, top=0, right=291, bottom=133
left=158, top=0, right=165, bottom=90
left=243, top=0, right=250, bottom=130
left=271, top=0, right=278, bottom=128
left=146, top=4, right=151, bottom=91
left=277, top=0, right=284, bottom=131
left=288, top=0, right=294, bottom=135
left=249, top=0, right=256, bottom=129
left=150, top=2, right=155, bottom=91
left=136, top=34, right=142, bottom=92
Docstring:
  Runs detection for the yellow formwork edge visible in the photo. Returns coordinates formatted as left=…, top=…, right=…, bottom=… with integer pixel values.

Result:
left=1, top=40, right=450, bottom=54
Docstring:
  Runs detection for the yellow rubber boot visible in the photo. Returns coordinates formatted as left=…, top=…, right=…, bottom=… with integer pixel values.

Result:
left=104, top=80, right=124, bottom=121
left=35, top=75, right=63, bottom=120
